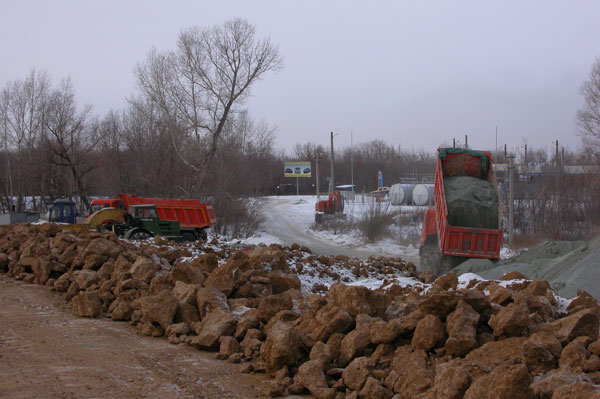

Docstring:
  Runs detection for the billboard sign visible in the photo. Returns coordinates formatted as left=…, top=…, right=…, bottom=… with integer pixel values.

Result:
left=284, top=161, right=311, bottom=178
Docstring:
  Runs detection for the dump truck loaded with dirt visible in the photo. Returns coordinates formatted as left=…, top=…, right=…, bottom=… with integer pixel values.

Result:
left=420, top=148, right=502, bottom=275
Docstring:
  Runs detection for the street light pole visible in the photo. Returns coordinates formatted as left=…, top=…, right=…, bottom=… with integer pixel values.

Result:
left=329, top=131, right=335, bottom=193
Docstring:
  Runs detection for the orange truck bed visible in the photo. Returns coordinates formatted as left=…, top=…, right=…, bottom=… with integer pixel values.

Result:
left=116, top=194, right=216, bottom=229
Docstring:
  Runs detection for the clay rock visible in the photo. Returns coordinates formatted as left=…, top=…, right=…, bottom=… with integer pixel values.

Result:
left=429, top=358, right=487, bottom=399
left=111, top=255, right=133, bottom=281
left=257, top=292, right=293, bottom=323
left=433, top=272, right=458, bottom=290
left=466, top=336, right=528, bottom=369
left=171, top=259, right=206, bottom=285
left=559, top=336, right=591, bottom=369
left=329, top=282, right=391, bottom=318
left=522, top=331, right=562, bottom=373
left=309, top=341, right=332, bottom=364
left=463, top=363, right=533, bottom=399
left=82, top=253, right=105, bottom=270
left=359, top=376, right=393, bottom=399
left=203, top=251, right=252, bottom=296
left=72, top=291, right=102, bottom=318
left=445, top=300, right=480, bottom=357
left=196, top=286, right=230, bottom=319
left=110, top=299, right=133, bottom=321
left=370, top=317, right=409, bottom=344
left=295, top=302, right=354, bottom=346
left=136, top=290, right=178, bottom=330
left=37, top=222, right=62, bottom=237
left=488, top=302, right=529, bottom=337
left=514, top=290, right=555, bottom=322
left=342, top=356, right=373, bottom=391
left=262, top=321, right=305, bottom=371
left=30, top=256, right=51, bottom=285
left=172, top=281, right=199, bottom=306
left=0, top=253, right=8, bottom=271
left=269, top=271, right=301, bottom=295
left=394, top=359, right=435, bottom=397
left=487, top=283, right=513, bottom=305
left=54, top=274, right=71, bottom=292
left=260, top=380, right=286, bottom=398
left=567, top=291, right=600, bottom=316
left=175, top=303, right=200, bottom=324
left=418, top=291, right=459, bottom=319
left=552, top=381, right=600, bottom=399
left=530, top=367, right=592, bottom=398
left=130, top=256, right=160, bottom=283
left=412, top=314, right=446, bottom=351
left=544, top=308, right=599, bottom=345
left=83, top=238, right=121, bottom=259
left=73, top=269, right=101, bottom=290
left=165, top=322, right=190, bottom=338
left=340, top=326, right=371, bottom=365
left=219, top=336, right=240, bottom=356
left=191, top=308, right=236, bottom=349
left=235, top=308, right=259, bottom=339
left=294, top=359, right=328, bottom=394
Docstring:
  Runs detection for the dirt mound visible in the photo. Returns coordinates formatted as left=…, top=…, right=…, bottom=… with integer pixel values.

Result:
left=2, top=223, right=600, bottom=398
left=444, top=176, right=499, bottom=229
left=454, top=235, right=600, bottom=299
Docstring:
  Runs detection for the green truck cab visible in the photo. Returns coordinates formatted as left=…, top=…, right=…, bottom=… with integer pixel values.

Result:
left=121, top=204, right=199, bottom=241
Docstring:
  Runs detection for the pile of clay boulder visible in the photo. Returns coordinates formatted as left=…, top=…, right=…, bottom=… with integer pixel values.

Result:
left=1, top=223, right=600, bottom=399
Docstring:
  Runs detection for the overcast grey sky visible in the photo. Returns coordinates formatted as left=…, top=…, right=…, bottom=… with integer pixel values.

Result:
left=1, top=1, right=599, bottom=154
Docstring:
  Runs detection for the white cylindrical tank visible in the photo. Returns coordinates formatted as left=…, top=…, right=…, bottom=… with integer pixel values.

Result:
left=401, top=184, right=415, bottom=204
left=413, top=184, right=434, bottom=206
left=389, top=184, right=404, bottom=205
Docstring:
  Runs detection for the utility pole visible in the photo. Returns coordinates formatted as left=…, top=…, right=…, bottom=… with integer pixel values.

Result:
left=465, top=134, right=468, bottom=149
left=351, top=131, right=354, bottom=194
left=507, top=154, right=515, bottom=249
left=316, top=152, right=321, bottom=200
left=524, top=144, right=527, bottom=165
left=328, top=131, right=335, bottom=193
left=555, top=140, right=559, bottom=166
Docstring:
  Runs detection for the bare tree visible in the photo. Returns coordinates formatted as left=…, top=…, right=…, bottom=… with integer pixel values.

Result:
left=134, top=18, right=283, bottom=195
left=43, top=78, right=98, bottom=208
left=0, top=69, right=50, bottom=210
left=577, top=58, right=600, bottom=156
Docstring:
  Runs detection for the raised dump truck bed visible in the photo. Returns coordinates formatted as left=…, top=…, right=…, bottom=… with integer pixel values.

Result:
left=420, top=148, right=503, bottom=274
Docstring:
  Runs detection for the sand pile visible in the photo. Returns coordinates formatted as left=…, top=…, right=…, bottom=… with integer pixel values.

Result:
left=453, top=235, right=600, bottom=299
left=444, top=176, right=499, bottom=229
left=2, top=223, right=600, bottom=398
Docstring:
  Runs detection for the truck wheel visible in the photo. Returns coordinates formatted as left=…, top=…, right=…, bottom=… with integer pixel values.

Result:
left=181, top=232, right=196, bottom=242
left=129, top=229, right=153, bottom=240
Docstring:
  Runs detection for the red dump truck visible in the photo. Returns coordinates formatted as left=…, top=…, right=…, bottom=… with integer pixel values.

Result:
left=419, top=148, right=503, bottom=275
left=89, top=194, right=216, bottom=241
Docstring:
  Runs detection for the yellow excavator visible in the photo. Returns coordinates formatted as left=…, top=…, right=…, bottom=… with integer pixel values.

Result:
left=40, top=199, right=125, bottom=233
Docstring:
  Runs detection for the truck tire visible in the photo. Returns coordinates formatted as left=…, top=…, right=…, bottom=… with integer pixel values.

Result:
left=125, top=228, right=153, bottom=240
left=181, top=232, right=196, bottom=242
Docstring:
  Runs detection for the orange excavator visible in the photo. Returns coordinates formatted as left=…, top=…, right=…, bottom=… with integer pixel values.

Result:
left=314, top=190, right=344, bottom=223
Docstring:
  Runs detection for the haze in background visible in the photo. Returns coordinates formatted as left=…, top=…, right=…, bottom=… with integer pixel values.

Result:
left=1, top=1, right=598, bottom=153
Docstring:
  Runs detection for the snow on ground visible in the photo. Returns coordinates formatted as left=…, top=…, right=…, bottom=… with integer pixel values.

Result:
left=251, top=195, right=423, bottom=259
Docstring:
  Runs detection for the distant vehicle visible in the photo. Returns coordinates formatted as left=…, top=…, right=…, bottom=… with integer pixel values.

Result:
left=370, top=186, right=390, bottom=194
left=285, top=168, right=293, bottom=174
left=303, top=168, right=311, bottom=174
left=294, top=167, right=301, bottom=173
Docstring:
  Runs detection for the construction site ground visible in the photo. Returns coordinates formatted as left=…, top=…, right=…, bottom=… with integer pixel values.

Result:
left=0, top=274, right=268, bottom=399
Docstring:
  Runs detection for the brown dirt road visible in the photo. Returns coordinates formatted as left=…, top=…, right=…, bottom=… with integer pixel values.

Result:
left=0, top=274, right=268, bottom=399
